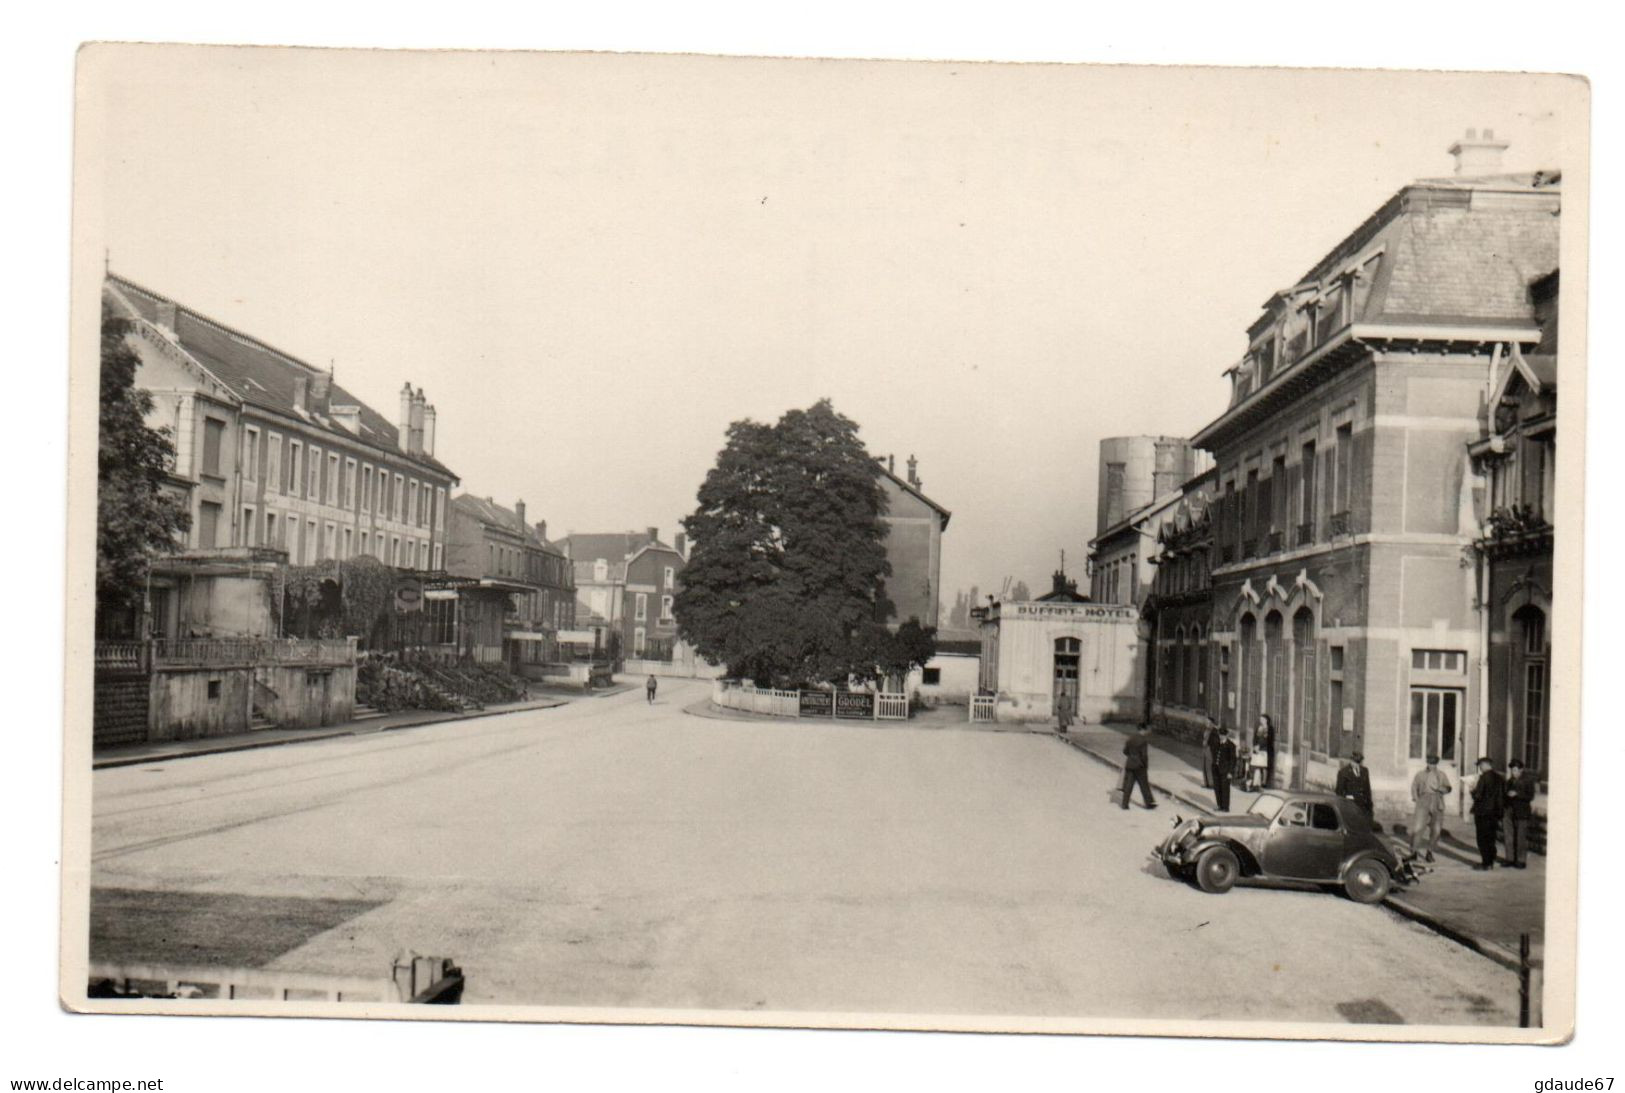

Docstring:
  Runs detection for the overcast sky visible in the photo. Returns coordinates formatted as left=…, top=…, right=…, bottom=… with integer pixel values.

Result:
left=85, top=48, right=1580, bottom=604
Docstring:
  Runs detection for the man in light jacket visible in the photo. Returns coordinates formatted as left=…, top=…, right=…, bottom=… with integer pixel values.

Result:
left=1410, top=754, right=1452, bottom=863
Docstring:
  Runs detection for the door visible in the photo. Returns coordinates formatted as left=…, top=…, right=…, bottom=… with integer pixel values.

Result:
left=1262, top=799, right=1345, bottom=880
left=1053, top=637, right=1080, bottom=710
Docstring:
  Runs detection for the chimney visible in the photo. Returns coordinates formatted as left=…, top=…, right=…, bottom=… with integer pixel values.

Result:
left=906, top=454, right=919, bottom=487
left=888, top=454, right=896, bottom=474
left=536, top=519, right=548, bottom=543
left=423, top=404, right=437, bottom=457
left=154, top=300, right=178, bottom=334
left=515, top=499, right=527, bottom=530
left=398, top=382, right=414, bottom=450
left=674, top=531, right=686, bottom=557
left=1449, top=127, right=1509, bottom=178
left=647, top=526, right=659, bottom=546
left=310, top=369, right=331, bottom=410
left=293, top=374, right=310, bottom=413
left=409, top=387, right=426, bottom=453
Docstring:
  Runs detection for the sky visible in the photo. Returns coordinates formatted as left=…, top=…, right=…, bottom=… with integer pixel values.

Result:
left=84, top=48, right=1582, bottom=604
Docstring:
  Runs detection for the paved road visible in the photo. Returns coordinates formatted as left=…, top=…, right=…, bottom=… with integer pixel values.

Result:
left=92, top=679, right=1518, bottom=1025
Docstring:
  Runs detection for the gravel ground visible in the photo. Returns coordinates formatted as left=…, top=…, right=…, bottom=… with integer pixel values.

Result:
left=92, top=679, right=1519, bottom=1026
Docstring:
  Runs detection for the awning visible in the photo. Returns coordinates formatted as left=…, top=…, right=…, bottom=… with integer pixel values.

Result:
left=556, top=630, right=596, bottom=644
left=506, top=631, right=551, bottom=643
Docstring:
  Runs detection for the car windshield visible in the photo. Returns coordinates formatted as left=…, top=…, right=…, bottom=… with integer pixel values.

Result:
left=1247, top=794, right=1285, bottom=821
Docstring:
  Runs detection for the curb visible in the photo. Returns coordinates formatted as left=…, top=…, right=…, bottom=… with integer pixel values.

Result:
left=1055, top=732, right=1523, bottom=971
left=92, top=697, right=571, bottom=770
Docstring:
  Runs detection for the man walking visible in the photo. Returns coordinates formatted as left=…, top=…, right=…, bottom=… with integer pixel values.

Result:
left=1056, top=692, right=1074, bottom=735
left=1336, top=751, right=1375, bottom=819
left=1470, top=757, right=1506, bottom=870
left=645, top=674, right=658, bottom=705
left=1211, top=727, right=1238, bottom=812
left=1503, top=758, right=1538, bottom=869
left=1410, top=754, right=1452, bottom=862
left=1120, top=724, right=1157, bottom=810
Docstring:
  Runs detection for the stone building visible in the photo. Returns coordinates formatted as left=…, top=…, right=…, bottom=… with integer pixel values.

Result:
left=444, top=495, right=576, bottom=672
left=560, top=529, right=688, bottom=661
left=1145, top=473, right=1219, bottom=743
left=1189, top=133, right=1560, bottom=810
left=1469, top=270, right=1558, bottom=780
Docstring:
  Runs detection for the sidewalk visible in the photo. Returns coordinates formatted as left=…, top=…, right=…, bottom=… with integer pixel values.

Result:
left=93, top=694, right=572, bottom=770
left=683, top=696, right=1038, bottom=733
left=1057, top=721, right=1545, bottom=969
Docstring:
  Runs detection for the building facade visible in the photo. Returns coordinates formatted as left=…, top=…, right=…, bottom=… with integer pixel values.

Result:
left=1469, top=270, right=1558, bottom=781
left=444, top=495, right=577, bottom=670
left=560, top=529, right=688, bottom=660
left=1189, top=140, right=1559, bottom=810
left=106, top=275, right=459, bottom=580
left=1095, top=435, right=1202, bottom=541
left=976, top=595, right=1144, bottom=723
left=1145, top=480, right=1217, bottom=743
left=877, top=455, right=951, bottom=630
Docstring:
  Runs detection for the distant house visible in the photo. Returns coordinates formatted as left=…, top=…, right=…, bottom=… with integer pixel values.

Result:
left=876, top=455, right=951, bottom=630
left=559, top=528, right=688, bottom=660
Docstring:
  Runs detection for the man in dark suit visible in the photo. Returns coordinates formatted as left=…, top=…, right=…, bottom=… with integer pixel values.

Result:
left=1335, top=750, right=1375, bottom=818
left=1211, top=727, right=1238, bottom=812
left=1120, top=724, right=1157, bottom=810
left=1502, top=758, right=1538, bottom=868
left=1469, top=757, right=1506, bottom=870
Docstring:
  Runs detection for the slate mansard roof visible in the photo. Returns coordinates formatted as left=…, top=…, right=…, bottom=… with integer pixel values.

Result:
left=106, top=273, right=458, bottom=481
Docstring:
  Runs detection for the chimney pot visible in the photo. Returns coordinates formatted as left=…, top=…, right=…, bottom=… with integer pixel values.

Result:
left=515, top=499, right=527, bottom=530
left=1448, top=127, right=1509, bottom=178
left=537, top=519, right=547, bottom=542
left=293, top=374, right=309, bottom=413
left=423, top=405, right=437, bottom=457
left=398, top=383, right=414, bottom=450
left=675, top=531, right=686, bottom=557
left=647, top=526, right=659, bottom=545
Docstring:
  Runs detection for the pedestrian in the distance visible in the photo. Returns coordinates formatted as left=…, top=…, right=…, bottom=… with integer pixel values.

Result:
left=1470, top=757, right=1506, bottom=871
left=1254, top=713, right=1277, bottom=789
left=1409, top=753, right=1452, bottom=862
left=1056, top=692, right=1074, bottom=735
left=1211, top=727, right=1238, bottom=812
left=1502, top=758, right=1538, bottom=869
left=1120, top=723, right=1158, bottom=810
left=1201, top=720, right=1219, bottom=789
left=646, top=674, right=658, bottom=705
left=1336, top=750, right=1375, bottom=819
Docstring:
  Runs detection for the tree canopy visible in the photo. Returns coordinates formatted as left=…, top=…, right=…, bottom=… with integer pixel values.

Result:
left=675, top=399, right=935, bottom=687
left=97, top=313, right=190, bottom=617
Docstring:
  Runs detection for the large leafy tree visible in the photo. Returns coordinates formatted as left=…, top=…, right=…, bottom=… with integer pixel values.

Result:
left=676, top=399, right=910, bottom=686
left=97, top=313, right=190, bottom=619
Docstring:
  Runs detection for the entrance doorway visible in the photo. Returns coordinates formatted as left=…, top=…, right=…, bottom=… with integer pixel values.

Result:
left=1053, top=637, right=1080, bottom=712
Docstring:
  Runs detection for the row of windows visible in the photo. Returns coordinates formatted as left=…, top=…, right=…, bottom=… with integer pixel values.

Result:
left=1215, top=423, right=1355, bottom=561
left=1486, top=433, right=1556, bottom=524
left=633, top=593, right=675, bottom=622
left=244, top=425, right=445, bottom=532
left=1091, top=554, right=1136, bottom=605
left=236, top=503, right=439, bottom=570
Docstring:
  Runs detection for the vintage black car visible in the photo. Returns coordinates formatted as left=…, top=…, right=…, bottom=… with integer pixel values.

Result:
left=1155, top=789, right=1413, bottom=903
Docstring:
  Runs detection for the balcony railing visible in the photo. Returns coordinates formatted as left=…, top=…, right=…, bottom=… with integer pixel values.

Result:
left=1328, top=511, right=1352, bottom=537
left=1266, top=529, right=1284, bottom=554
left=1295, top=521, right=1315, bottom=547
left=152, top=637, right=357, bottom=667
left=1241, top=538, right=1257, bottom=559
left=1219, top=545, right=1235, bottom=564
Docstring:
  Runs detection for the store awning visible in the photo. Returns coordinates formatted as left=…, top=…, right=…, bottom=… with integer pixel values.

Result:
left=506, top=631, right=551, bottom=643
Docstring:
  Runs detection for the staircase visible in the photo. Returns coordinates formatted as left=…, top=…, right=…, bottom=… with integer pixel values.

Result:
left=351, top=702, right=385, bottom=723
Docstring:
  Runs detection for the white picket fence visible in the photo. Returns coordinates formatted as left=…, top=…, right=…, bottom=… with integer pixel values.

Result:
left=712, top=680, right=909, bottom=721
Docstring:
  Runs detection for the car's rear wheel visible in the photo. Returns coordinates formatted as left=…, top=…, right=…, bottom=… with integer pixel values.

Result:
left=1344, top=859, right=1391, bottom=904
left=1194, top=847, right=1239, bottom=894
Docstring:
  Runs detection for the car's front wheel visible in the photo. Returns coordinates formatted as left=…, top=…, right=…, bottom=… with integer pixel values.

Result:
left=1194, top=847, right=1239, bottom=894
left=1344, top=858, right=1391, bottom=904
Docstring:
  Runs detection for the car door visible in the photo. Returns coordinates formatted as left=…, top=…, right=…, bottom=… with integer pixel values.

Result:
left=1262, top=799, right=1345, bottom=880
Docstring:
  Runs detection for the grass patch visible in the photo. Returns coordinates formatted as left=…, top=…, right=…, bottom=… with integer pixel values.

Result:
left=91, top=888, right=384, bottom=969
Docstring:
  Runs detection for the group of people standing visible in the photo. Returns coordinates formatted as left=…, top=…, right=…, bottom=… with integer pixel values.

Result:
left=1409, top=753, right=1538, bottom=870
left=1199, top=714, right=1278, bottom=811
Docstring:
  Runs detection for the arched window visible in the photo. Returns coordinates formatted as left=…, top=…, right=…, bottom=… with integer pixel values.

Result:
left=1264, top=610, right=1285, bottom=735
left=1515, top=605, right=1548, bottom=773
left=1172, top=626, right=1185, bottom=707
left=1293, top=607, right=1318, bottom=754
left=1239, top=613, right=1259, bottom=731
left=1191, top=623, right=1206, bottom=708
